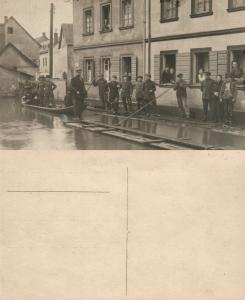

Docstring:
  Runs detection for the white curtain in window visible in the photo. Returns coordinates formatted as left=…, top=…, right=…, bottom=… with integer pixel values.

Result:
left=122, top=0, right=132, bottom=26
left=162, top=0, right=177, bottom=19
left=194, top=0, right=210, bottom=13
left=232, top=0, right=245, bottom=7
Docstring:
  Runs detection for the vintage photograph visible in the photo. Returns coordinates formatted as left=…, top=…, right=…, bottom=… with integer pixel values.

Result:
left=1, top=0, right=245, bottom=149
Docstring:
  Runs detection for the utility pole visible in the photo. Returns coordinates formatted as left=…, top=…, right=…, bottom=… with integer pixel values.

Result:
left=148, top=0, right=151, bottom=74
left=49, top=3, right=54, bottom=78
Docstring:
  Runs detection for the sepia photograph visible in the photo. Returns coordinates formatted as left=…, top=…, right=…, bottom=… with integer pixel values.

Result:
left=1, top=0, right=245, bottom=149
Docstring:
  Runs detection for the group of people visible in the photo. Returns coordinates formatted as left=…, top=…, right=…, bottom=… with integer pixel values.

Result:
left=22, top=75, right=57, bottom=107
left=171, top=61, right=244, bottom=126
left=69, top=68, right=158, bottom=119
left=173, top=71, right=239, bottom=126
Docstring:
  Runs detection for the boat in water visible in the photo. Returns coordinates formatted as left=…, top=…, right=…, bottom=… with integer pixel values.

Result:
left=21, top=96, right=74, bottom=115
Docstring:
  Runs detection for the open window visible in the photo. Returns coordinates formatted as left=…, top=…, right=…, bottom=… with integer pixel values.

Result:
left=84, top=59, right=94, bottom=83
left=101, top=3, right=112, bottom=32
left=228, top=45, right=245, bottom=80
left=160, top=0, right=179, bottom=22
left=83, top=8, right=93, bottom=35
left=191, top=0, right=213, bottom=17
left=191, top=48, right=210, bottom=84
left=102, top=57, right=111, bottom=81
left=121, top=0, right=133, bottom=28
left=160, top=51, right=177, bottom=84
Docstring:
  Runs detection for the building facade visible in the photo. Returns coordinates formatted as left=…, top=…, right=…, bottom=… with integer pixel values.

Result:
left=73, top=0, right=145, bottom=92
left=1, top=17, right=40, bottom=65
left=53, top=24, right=74, bottom=81
left=150, top=0, right=245, bottom=112
left=37, top=32, right=50, bottom=76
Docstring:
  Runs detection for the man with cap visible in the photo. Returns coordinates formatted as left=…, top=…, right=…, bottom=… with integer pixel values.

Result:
left=44, top=75, right=57, bottom=107
left=173, top=73, right=189, bottom=118
left=200, top=71, right=215, bottom=121
left=120, top=74, right=133, bottom=114
left=70, top=68, right=88, bottom=119
left=135, top=75, right=144, bottom=111
left=37, top=76, right=46, bottom=106
left=92, top=74, right=109, bottom=110
left=143, top=73, right=156, bottom=117
left=108, top=75, right=120, bottom=115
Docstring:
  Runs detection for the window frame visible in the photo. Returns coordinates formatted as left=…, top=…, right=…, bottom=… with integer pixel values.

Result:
left=100, top=2, right=112, bottom=33
left=159, top=50, right=178, bottom=86
left=7, top=27, right=14, bottom=34
left=160, top=0, right=179, bottom=23
left=119, top=0, right=134, bottom=30
left=190, top=47, right=211, bottom=84
left=101, top=56, right=112, bottom=81
left=227, top=0, right=245, bottom=12
left=84, top=58, right=95, bottom=83
left=190, top=0, right=213, bottom=18
left=83, top=7, right=94, bottom=36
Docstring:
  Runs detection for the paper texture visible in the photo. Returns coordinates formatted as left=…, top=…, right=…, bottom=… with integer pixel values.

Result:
left=0, top=151, right=244, bottom=299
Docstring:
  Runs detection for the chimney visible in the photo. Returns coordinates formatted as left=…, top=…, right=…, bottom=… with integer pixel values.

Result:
left=4, top=16, right=8, bottom=23
left=54, top=32, right=59, bottom=46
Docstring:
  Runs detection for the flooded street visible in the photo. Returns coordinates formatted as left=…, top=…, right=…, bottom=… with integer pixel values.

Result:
left=0, top=97, right=153, bottom=150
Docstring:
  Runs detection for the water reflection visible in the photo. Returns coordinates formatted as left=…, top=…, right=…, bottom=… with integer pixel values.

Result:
left=0, top=97, right=154, bottom=150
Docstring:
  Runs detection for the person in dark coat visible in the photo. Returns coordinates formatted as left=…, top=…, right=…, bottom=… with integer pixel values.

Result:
left=173, top=73, right=189, bottom=118
left=108, top=75, right=120, bottom=115
left=200, top=71, right=215, bottom=121
left=44, top=75, right=57, bottom=107
left=161, top=67, right=171, bottom=84
left=92, top=74, right=108, bottom=110
left=37, top=76, right=46, bottom=106
left=143, top=73, right=156, bottom=117
left=120, top=75, right=133, bottom=114
left=213, top=75, right=224, bottom=123
left=70, top=69, right=88, bottom=119
left=135, top=75, right=144, bottom=111
left=220, top=73, right=237, bottom=126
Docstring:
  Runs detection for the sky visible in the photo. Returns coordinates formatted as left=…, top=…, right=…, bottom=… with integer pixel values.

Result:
left=0, top=0, right=73, bottom=38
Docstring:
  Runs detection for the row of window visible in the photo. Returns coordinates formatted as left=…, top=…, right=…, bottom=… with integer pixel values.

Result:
left=161, top=0, right=245, bottom=22
left=83, top=56, right=134, bottom=83
left=83, top=0, right=133, bottom=35
left=160, top=46, right=245, bottom=85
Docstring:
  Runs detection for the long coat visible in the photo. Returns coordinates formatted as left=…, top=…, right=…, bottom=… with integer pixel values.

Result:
left=70, top=75, right=87, bottom=99
left=93, top=79, right=108, bottom=98
left=143, top=79, right=156, bottom=101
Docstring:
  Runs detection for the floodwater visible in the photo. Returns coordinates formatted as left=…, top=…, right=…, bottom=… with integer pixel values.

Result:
left=83, top=110, right=245, bottom=149
left=0, top=97, right=154, bottom=150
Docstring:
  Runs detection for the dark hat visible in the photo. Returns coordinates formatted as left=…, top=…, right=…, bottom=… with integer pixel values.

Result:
left=145, top=73, right=151, bottom=77
left=177, top=73, right=183, bottom=78
left=137, top=75, right=143, bottom=79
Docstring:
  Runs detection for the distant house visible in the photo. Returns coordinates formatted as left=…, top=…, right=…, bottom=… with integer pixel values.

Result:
left=0, top=16, right=40, bottom=65
left=36, top=32, right=50, bottom=76
left=0, top=43, right=38, bottom=77
left=0, top=16, right=40, bottom=95
left=53, top=24, right=74, bottom=81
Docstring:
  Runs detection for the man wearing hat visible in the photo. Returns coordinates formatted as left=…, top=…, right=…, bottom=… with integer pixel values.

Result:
left=173, top=73, right=189, bottom=118
left=92, top=74, right=109, bottom=110
left=44, top=75, right=57, bottom=107
left=143, top=73, right=156, bottom=117
left=120, top=74, right=133, bottom=114
left=108, top=75, right=120, bottom=115
left=37, top=76, right=46, bottom=106
left=70, top=68, right=87, bottom=119
left=135, top=75, right=144, bottom=111
left=200, top=71, right=215, bottom=121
